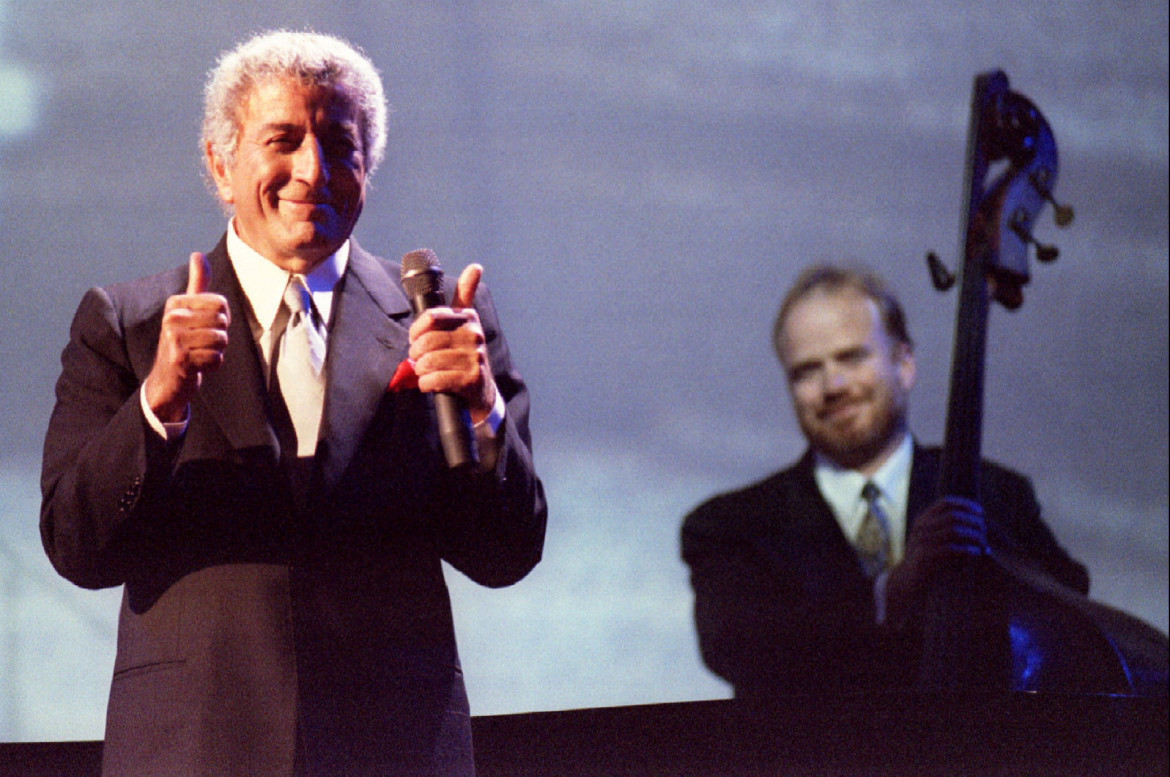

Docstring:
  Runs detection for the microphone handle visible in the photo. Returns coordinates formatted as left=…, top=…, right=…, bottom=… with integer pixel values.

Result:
left=408, top=289, right=478, bottom=470
left=434, top=393, right=477, bottom=469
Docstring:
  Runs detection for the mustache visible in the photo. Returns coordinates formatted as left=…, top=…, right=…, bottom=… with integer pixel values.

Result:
left=817, top=394, right=866, bottom=418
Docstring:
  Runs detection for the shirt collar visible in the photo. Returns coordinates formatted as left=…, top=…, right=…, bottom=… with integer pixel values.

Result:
left=813, top=433, right=914, bottom=548
left=813, top=433, right=912, bottom=495
left=225, top=219, right=349, bottom=333
left=869, top=433, right=913, bottom=507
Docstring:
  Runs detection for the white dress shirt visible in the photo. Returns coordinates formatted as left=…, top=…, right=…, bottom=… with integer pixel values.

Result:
left=142, top=221, right=504, bottom=470
left=813, top=433, right=914, bottom=624
left=226, top=220, right=346, bottom=380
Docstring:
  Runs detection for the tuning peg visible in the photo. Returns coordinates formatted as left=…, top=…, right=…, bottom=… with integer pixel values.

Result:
left=1017, top=230, right=1060, bottom=263
left=1035, top=243, right=1060, bottom=263
left=1029, top=171, right=1075, bottom=227
left=1009, top=209, right=1061, bottom=263
left=1049, top=199, right=1075, bottom=228
left=926, top=252, right=956, bottom=291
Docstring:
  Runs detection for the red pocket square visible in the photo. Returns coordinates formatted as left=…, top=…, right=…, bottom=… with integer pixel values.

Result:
left=388, top=359, right=419, bottom=392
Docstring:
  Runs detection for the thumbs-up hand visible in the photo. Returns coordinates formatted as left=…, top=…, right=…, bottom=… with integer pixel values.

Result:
left=186, top=249, right=210, bottom=295
left=144, top=252, right=231, bottom=422
left=407, top=263, right=496, bottom=423
left=451, top=262, right=482, bottom=310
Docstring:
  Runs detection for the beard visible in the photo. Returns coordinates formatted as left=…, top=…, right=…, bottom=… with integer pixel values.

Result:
left=802, top=392, right=909, bottom=472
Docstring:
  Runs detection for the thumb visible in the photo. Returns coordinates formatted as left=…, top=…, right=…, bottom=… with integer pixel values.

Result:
left=187, top=251, right=210, bottom=295
left=453, top=263, right=483, bottom=310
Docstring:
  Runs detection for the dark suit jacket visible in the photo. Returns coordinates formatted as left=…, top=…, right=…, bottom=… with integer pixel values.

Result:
left=680, top=446, right=1088, bottom=699
left=40, top=237, right=547, bottom=777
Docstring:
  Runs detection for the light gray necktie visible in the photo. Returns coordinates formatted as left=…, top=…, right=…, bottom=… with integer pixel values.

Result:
left=274, top=276, right=326, bottom=457
left=856, top=481, right=892, bottom=578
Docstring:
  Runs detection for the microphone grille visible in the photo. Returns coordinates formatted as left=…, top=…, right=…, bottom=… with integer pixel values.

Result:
left=401, top=248, right=443, bottom=297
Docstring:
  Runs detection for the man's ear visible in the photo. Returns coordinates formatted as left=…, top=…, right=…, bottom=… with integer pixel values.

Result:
left=205, top=141, right=234, bottom=205
left=896, top=342, right=917, bottom=392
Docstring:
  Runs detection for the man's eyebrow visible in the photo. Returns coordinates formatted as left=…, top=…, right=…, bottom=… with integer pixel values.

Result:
left=786, top=357, right=820, bottom=377
left=251, top=120, right=359, bottom=142
left=327, top=120, right=360, bottom=134
left=256, top=122, right=300, bottom=134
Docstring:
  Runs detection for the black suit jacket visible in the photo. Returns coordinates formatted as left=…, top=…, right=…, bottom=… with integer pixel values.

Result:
left=680, top=446, right=1087, bottom=699
left=41, top=237, right=547, bottom=776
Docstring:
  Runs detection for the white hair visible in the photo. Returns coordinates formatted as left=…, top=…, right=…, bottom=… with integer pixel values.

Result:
left=201, top=30, right=388, bottom=178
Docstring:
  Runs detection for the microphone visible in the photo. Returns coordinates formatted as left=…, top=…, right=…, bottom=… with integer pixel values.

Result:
left=400, top=249, right=478, bottom=469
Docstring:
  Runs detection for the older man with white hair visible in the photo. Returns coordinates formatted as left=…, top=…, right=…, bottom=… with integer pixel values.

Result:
left=41, top=30, right=546, bottom=776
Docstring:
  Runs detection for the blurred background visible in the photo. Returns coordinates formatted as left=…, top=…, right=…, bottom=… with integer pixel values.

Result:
left=1, top=0, right=1165, bottom=741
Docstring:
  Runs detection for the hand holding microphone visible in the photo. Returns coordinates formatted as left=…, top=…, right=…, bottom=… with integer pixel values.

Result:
left=401, top=249, right=496, bottom=469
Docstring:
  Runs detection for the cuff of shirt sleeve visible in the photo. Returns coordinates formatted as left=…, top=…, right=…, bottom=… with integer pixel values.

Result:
left=475, top=388, right=506, bottom=436
left=139, top=385, right=188, bottom=441
left=471, top=389, right=506, bottom=473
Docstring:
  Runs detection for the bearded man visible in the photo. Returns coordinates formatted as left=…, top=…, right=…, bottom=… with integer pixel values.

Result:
left=680, top=264, right=1087, bottom=699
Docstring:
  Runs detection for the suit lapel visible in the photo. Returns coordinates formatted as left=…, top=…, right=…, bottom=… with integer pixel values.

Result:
left=754, top=453, right=855, bottom=557
left=787, top=452, right=846, bottom=538
left=181, top=239, right=279, bottom=462
left=317, top=242, right=413, bottom=491
left=775, top=452, right=871, bottom=589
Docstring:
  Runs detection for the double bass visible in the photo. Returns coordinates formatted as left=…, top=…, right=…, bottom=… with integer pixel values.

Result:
left=918, top=70, right=1168, bottom=695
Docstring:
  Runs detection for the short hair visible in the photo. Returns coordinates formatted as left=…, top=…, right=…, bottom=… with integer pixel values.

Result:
left=201, top=30, right=388, bottom=178
left=772, top=263, right=913, bottom=361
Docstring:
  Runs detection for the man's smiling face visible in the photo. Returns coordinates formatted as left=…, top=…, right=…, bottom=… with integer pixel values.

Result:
left=778, top=287, right=917, bottom=475
left=208, top=77, right=367, bottom=274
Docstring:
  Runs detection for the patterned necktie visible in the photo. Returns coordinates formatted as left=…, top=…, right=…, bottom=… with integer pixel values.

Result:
left=273, top=276, right=326, bottom=457
left=856, top=481, right=892, bottom=578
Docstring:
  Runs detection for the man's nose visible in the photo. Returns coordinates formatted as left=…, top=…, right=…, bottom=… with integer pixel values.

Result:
left=822, top=364, right=849, bottom=394
left=293, top=137, right=328, bottom=185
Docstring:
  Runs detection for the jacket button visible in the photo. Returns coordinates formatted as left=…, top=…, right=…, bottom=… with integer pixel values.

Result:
left=119, top=476, right=143, bottom=512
